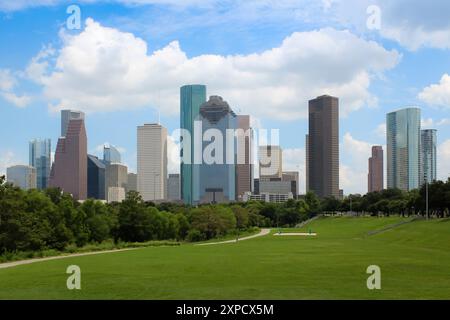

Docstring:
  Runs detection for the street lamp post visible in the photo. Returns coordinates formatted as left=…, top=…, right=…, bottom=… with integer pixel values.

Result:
left=426, top=176, right=429, bottom=220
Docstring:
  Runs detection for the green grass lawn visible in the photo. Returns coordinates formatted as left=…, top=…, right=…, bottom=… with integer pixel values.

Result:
left=0, top=216, right=449, bottom=299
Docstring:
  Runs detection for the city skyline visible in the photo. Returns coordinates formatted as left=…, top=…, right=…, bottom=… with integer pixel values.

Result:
left=1, top=1, right=450, bottom=195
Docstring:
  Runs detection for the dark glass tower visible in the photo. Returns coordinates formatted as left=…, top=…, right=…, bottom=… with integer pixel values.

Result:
left=87, top=154, right=106, bottom=200
left=307, top=95, right=339, bottom=198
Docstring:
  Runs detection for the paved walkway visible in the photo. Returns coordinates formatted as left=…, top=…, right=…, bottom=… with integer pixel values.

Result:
left=195, top=228, right=271, bottom=246
left=274, top=232, right=317, bottom=236
left=0, top=248, right=137, bottom=270
left=1, top=229, right=272, bottom=269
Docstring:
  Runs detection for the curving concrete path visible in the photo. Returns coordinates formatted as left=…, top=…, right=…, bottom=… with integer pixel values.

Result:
left=0, top=229, right=272, bottom=269
left=0, top=248, right=137, bottom=270
left=195, top=228, right=271, bottom=246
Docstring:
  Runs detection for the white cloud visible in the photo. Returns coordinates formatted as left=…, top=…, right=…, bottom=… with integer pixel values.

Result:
left=0, top=69, right=16, bottom=91
left=282, top=148, right=305, bottom=194
left=30, top=18, right=400, bottom=120
left=1, top=92, right=32, bottom=108
left=328, top=0, right=450, bottom=50
left=167, top=135, right=180, bottom=174
left=438, top=140, right=450, bottom=181
left=421, top=118, right=434, bottom=129
left=0, top=151, right=16, bottom=176
left=374, top=123, right=386, bottom=138
left=340, top=132, right=384, bottom=195
left=0, top=69, right=32, bottom=108
left=437, top=118, right=450, bottom=126
left=418, top=74, right=450, bottom=108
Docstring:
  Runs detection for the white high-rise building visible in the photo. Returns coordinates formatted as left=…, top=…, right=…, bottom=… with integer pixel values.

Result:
left=137, top=123, right=168, bottom=201
left=259, top=145, right=283, bottom=181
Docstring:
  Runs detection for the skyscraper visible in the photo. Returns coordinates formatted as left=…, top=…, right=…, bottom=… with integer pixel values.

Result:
left=167, top=174, right=181, bottom=201
left=137, top=123, right=168, bottom=201
left=420, top=129, right=437, bottom=186
left=49, top=118, right=88, bottom=200
left=29, top=138, right=51, bottom=190
left=282, top=171, right=300, bottom=197
left=87, top=154, right=106, bottom=200
left=308, top=95, right=340, bottom=198
left=103, top=145, right=121, bottom=164
left=61, top=110, right=85, bottom=137
left=180, top=84, right=207, bottom=205
left=259, top=145, right=282, bottom=181
left=368, top=146, right=384, bottom=193
left=127, top=173, right=138, bottom=193
left=6, top=165, right=36, bottom=190
left=305, top=134, right=309, bottom=193
left=105, top=163, right=128, bottom=202
left=387, top=107, right=421, bottom=191
left=236, top=115, right=253, bottom=201
left=197, top=95, right=237, bottom=204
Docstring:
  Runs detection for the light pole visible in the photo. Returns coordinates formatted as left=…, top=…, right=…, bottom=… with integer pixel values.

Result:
left=426, top=175, right=429, bottom=220
left=350, top=196, right=353, bottom=215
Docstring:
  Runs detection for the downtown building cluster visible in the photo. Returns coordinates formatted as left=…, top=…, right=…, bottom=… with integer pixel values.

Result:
left=368, top=107, right=438, bottom=194
left=5, top=87, right=438, bottom=203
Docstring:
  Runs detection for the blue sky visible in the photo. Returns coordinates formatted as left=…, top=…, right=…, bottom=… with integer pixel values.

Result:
left=1, top=0, right=450, bottom=194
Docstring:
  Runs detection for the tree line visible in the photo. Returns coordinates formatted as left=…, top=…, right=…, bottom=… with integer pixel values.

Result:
left=320, top=179, right=450, bottom=217
left=0, top=175, right=316, bottom=254
left=1, top=175, right=448, bottom=255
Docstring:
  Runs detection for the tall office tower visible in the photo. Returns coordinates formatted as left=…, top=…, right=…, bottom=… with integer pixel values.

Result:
left=420, top=129, right=437, bottom=186
left=308, top=95, right=339, bottom=198
left=180, top=84, right=207, bottom=205
left=167, top=174, right=181, bottom=201
left=137, top=123, right=168, bottom=201
left=305, top=134, right=309, bottom=193
left=368, top=146, right=384, bottom=193
left=197, top=96, right=237, bottom=204
left=61, top=110, right=85, bottom=137
left=103, top=144, right=121, bottom=164
left=87, top=155, right=106, bottom=200
left=105, top=163, right=128, bottom=201
left=49, top=119, right=87, bottom=200
left=259, top=145, right=283, bottom=181
left=387, top=107, right=421, bottom=191
left=126, top=173, right=138, bottom=193
left=236, top=115, right=254, bottom=201
left=29, top=138, right=51, bottom=190
left=6, top=165, right=36, bottom=190
left=282, top=171, right=299, bottom=197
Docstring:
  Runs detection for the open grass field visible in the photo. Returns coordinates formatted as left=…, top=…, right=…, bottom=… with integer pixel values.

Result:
left=0, top=216, right=449, bottom=300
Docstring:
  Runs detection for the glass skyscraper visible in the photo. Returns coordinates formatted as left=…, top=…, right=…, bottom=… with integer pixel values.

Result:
left=29, top=139, right=51, bottom=190
left=103, top=145, right=121, bottom=164
left=87, top=154, right=106, bottom=200
left=197, top=95, right=237, bottom=204
left=420, top=129, right=437, bottom=186
left=180, top=84, right=207, bottom=205
left=387, top=107, right=421, bottom=191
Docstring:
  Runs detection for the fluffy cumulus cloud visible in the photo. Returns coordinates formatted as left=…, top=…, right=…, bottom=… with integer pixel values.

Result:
left=0, top=150, right=15, bottom=176
left=0, top=69, right=31, bottom=108
left=282, top=148, right=305, bottom=194
left=438, top=140, right=450, bottom=181
left=327, top=0, right=450, bottom=50
left=28, top=18, right=399, bottom=120
left=418, top=74, right=450, bottom=108
left=340, top=133, right=384, bottom=195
